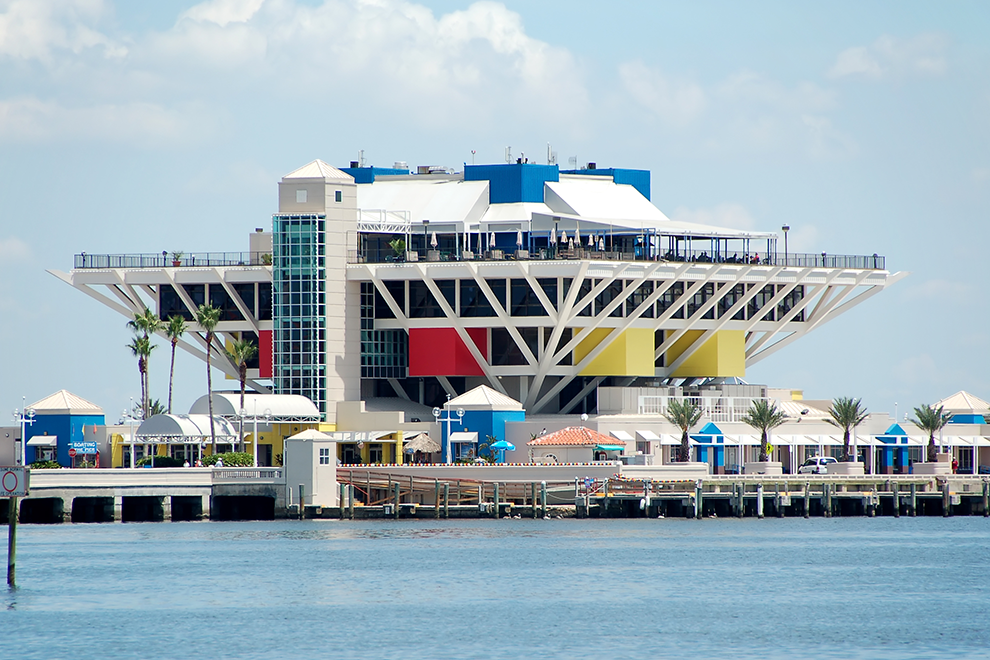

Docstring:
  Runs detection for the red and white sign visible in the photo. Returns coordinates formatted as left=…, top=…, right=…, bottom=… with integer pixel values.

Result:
left=1, top=467, right=29, bottom=497
left=68, top=448, right=77, bottom=458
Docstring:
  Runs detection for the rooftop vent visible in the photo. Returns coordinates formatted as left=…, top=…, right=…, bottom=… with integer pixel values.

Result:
left=587, top=162, right=596, bottom=170
left=394, top=161, right=408, bottom=169
left=350, top=160, right=360, bottom=168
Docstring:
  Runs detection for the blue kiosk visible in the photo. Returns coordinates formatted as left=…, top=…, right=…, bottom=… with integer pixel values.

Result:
left=874, top=423, right=911, bottom=474
left=692, top=422, right=726, bottom=474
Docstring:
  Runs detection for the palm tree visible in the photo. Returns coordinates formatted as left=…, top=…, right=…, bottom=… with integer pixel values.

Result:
left=225, top=338, right=258, bottom=453
left=827, top=397, right=869, bottom=462
left=911, top=404, right=952, bottom=463
left=165, top=315, right=188, bottom=413
left=742, top=399, right=787, bottom=462
left=126, top=335, right=154, bottom=416
left=128, top=307, right=162, bottom=418
left=663, top=399, right=703, bottom=462
left=195, top=304, right=222, bottom=449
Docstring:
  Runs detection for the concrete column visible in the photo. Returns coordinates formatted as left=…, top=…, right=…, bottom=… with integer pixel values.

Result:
left=63, top=497, right=74, bottom=523
left=202, top=494, right=211, bottom=520
left=757, top=483, right=764, bottom=519
left=694, top=481, right=703, bottom=520
left=163, top=496, right=172, bottom=522
left=113, top=496, right=123, bottom=522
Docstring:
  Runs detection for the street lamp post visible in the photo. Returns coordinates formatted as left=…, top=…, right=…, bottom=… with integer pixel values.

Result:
left=12, top=399, right=35, bottom=466
left=433, top=405, right=465, bottom=464
left=781, top=224, right=789, bottom=265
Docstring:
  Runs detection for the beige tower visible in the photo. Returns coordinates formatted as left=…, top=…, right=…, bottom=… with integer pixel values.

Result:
left=275, top=160, right=360, bottom=422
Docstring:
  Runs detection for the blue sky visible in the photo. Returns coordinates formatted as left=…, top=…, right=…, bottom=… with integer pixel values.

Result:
left=1, top=0, right=988, bottom=420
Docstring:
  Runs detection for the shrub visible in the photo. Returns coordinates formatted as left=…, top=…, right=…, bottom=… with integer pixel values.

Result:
left=29, top=460, right=61, bottom=470
left=202, top=452, right=254, bottom=467
left=136, top=455, right=186, bottom=468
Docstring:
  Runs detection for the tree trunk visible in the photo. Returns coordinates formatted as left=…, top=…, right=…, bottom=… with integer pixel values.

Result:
left=927, top=435, right=937, bottom=463
left=679, top=430, right=689, bottom=462
left=239, top=363, right=247, bottom=453
left=138, top=357, right=146, bottom=420
left=842, top=428, right=850, bottom=462
left=168, top=340, right=177, bottom=414
left=206, top=331, right=216, bottom=449
left=759, top=431, right=768, bottom=462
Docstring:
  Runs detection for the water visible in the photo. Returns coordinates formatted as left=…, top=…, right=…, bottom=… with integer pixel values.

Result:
left=3, top=517, right=989, bottom=659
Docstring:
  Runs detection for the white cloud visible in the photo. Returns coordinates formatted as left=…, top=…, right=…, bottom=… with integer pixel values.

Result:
left=0, top=96, right=217, bottom=146
left=0, top=0, right=126, bottom=61
left=671, top=203, right=756, bottom=231
left=181, top=0, right=266, bottom=27
left=618, top=60, right=706, bottom=125
left=0, top=236, right=31, bottom=261
left=828, top=33, right=948, bottom=80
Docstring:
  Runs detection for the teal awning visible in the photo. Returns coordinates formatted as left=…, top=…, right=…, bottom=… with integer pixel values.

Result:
left=595, top=444, right=625, bottom=451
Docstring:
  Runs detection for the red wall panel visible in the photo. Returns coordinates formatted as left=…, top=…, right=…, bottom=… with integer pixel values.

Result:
left=409, top=328, right=487, bottom=376
left=259, top=329, right=273, bottom=378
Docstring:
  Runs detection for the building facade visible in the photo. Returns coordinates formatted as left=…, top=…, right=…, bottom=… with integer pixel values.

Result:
left=54, top=157, right=903, bottom=423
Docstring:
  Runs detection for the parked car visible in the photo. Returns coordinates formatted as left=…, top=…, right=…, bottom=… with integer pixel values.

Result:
left=798, top=456, right=838, bottom=474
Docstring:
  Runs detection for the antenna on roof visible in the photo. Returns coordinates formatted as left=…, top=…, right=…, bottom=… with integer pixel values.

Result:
left=358, top=149, right=366, bottom=168
left=568, top=155, right=577, bottom=170
left=547, top=143, right=557, bottom=165
left=504, top=146, right=512, bottom=163
left=471, top=150, right=476, bottom=165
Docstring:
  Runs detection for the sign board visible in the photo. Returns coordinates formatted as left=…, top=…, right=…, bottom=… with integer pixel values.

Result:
left=1, top=467, right=29, bottom=498
left=68, top=448, right=77, bottom=458
left=69, top=440, right=98, bottom=454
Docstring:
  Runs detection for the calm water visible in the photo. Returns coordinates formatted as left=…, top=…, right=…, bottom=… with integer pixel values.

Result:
left=3, top=517, right=989, bottom=659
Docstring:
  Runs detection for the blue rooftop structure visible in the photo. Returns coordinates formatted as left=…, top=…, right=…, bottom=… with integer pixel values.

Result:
left=464, top=163, right=559, bottom=204
left=560, top=167, right=651, bottom=200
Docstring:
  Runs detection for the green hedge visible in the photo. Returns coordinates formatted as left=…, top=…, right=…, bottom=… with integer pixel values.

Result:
left=135, top=455, right=186, bottom=468
left=29, top=460, right=61, bottom=470
left=202, top=452, right=254, bottom=467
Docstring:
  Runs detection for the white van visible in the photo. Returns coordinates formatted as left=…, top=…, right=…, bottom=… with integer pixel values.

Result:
left=798, top=456, right=838, bottom=474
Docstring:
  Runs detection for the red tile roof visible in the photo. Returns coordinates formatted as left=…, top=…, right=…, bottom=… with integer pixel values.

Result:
left=527, top=426, right=622, bottom=447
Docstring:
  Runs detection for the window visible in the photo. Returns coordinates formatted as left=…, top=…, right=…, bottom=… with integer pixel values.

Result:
left=335, top=190, right=342, bottom=203
left=319, top=447, right=331, bottom=465
left=460, top=280, right=496, bottom=317
left=296, top=189, right=307, bottom=203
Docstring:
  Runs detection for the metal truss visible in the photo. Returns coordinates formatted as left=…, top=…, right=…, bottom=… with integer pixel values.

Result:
left=352, top=260, right=903, bottom=414
left=50, top=266, right=273, bottom=393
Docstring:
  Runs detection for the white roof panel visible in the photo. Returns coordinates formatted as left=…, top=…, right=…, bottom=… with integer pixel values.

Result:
left=547, top=177, right=668, bottom=223
left=189, top=393, right=321, bottom=420
left=28, top=389, right=103, bottom=416
left=358, top=179, right=489, bottom=227
left=282, top=159, right=353, bottom=181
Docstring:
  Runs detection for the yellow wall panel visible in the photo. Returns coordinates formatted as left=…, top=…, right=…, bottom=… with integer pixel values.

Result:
left=575, top=328, right=655, bottom=377
left=671, top=330, right=746, bottom=378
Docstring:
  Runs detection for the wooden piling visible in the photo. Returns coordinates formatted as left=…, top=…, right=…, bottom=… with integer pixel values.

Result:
left=694, top=481, right=703, bottom=520
left=942, top=480, right=951, bottom=517
left=823, top=483, right=832, bottom=518
left=339, top=483, right=346, bottom=518
left=298, top=484, right=305, bottom=520
left=983, top=479, right=989, bottom=518
left=804, top=483, right=811, bottom=518
left=757, top=483, right=764, bottom=519
left=393, top=481, right=400, bottom=519
left=910, top=483, right=917, bottom=517
left=775, top=483, right=783, bottom=518
left=7, top=496, right=17, bottom=587
left=443, top=483, right=449, bottom=519
left=540, top=481, right=547, bottom=518
left=493, top=483, right=500, bottom=518
left=434, top=480, right=440, bottom=519
left=531, top=483, right=537, bottom=519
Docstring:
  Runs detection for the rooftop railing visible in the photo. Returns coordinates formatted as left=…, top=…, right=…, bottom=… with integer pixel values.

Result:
left=74, top=252, right=272, bottom=269
left=348, top=247, right=885, bottom=270
left=74, top=247, right=885, bottom=271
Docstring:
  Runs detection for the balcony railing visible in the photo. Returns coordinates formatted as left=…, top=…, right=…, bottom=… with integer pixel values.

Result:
left=348, top=247, right=886, bottom=270
left=74, top=252, right=272, bottom=269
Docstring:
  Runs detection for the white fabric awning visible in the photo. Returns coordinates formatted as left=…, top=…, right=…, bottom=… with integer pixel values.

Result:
left=635, top=430, right=660, bottom=441
left=726, top=434, right=761, bottom=446
left=27, top=435, right=57, bottom=447
left=449, top=431, right=479, bottom=443
left=610, top=430, right=635, bottom=442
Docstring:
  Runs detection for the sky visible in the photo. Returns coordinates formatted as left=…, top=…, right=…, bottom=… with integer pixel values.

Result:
left=1, top=0, right=988, bottom=422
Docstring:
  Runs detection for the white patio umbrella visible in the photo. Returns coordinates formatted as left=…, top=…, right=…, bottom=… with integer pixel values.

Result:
left=489, top=232, right=495, bottom=249
left=587, top=232, right=595, bottom=248
left=430, top=231, right=438, bottom=248
left=568, top=238, right=574, bottom=249
left=516, top=229, right=523, bottom=247
left=575, top=227, right=581, bottom=245
left=550, top=226, right=556, bottom=244
left=598, top=236, right=605, bottom=250
left=560, top=230, right=567, bottom=243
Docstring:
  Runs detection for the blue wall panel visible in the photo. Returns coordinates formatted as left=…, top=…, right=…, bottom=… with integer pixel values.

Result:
left=560, top=168, right=651, bottom=200
left=465, top=164, right=558, bottom=203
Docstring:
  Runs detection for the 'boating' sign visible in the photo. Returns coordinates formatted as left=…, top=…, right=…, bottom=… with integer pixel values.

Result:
left=1, top=467, right=29, bottom=498
left=69, top=441, right=98, bottom=454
